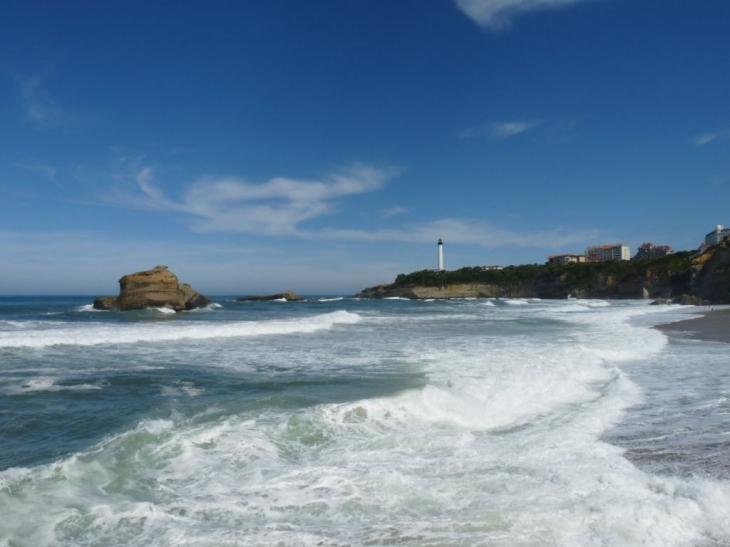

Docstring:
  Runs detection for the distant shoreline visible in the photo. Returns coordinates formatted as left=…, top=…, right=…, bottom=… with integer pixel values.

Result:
left=656, top=309, right=730, bottom=344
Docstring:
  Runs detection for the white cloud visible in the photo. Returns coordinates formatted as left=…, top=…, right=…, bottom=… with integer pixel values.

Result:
left=692, top=129, right=730, bottom=146
left=381, top=206, right=409, bottom=219
left=113, top=164, right=601, bottom=252
left=16, top=67, right=73, bottom=128
left=455, top=0, right=589, bottom=30
left=16, top=162, right=59, bottom=186
left=319, top=218, right=601, bottom=250
left=123, top=163, right=398, bottom=236
left=489, top=120, right=540, bottom=140
left=460, top=120, right=540, bottom=140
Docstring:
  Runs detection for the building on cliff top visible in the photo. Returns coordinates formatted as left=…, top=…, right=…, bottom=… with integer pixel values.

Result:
left=705, top=225, right=730, bottom=246
left=548, top=254, right=586, bottom=265
left=634, top=243, right=674, bottom=260
left=585, top=244, right=630, bottom=262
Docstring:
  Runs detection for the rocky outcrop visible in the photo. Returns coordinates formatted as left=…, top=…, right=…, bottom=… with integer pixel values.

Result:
left=356, top=277, right=680, bottom=300
left=93, top=265, right=211, bottom=311
left=181, top=283, right=211, bottom=309
left=92, top=296, right=119, bottom=310
left=357, top=283, right=538, bottom=299
left=691, top=239, right=730, bottom=303
left=235, top=291, right=304, bottom=302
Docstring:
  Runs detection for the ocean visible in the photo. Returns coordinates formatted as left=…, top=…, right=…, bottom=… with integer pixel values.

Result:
left=1, top=295, right=729, bottom=546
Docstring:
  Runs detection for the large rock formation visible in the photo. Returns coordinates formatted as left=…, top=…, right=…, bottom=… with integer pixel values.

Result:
left=92, top=296, right=119, bottom=311
left=93, top=265, right=211, bottom=311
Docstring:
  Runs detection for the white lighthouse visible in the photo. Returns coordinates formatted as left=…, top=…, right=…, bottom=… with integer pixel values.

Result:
left=437, top=239, right=444, bottom=271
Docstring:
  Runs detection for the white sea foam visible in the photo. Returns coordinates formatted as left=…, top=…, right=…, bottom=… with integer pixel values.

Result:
left=73, top=304, right=99, bottom=312
left=0, top=310, right=362, bottom=348
left=0, top=320, right=55, bottom=329
left=551, top=303, right=591, bottom=313
left=318, top=297, right=343, bottom=302
left=585, top=299, right=611, bottom=307
left=2, top=300, right=730, bottom=546
left=3, top=377, right=103, bottom=395
left=160, top=383, right=203, bottom=397
left=151, top=306, right=176, bottom=314
left=185, top=302, right=224, bottom=313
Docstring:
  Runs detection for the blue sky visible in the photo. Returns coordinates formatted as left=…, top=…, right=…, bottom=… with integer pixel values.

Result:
left=1, top=0, right=728, bottom=295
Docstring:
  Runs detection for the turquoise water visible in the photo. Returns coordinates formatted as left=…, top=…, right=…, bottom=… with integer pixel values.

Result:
left=1, top=296, right=729, bottom=546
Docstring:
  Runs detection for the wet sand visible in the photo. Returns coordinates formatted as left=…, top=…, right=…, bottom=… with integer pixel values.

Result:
left=656, top=308, right=730, bottom=343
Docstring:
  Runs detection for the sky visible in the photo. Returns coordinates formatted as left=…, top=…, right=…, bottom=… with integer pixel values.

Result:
left=1, top=0, right=729, bottom=295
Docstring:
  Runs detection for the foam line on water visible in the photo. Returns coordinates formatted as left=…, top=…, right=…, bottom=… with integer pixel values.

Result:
left=0, top=310, right=361, bottom=348
left=2, top=377, right=103, bottom=395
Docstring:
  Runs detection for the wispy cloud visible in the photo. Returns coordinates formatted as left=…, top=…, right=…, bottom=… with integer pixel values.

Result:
left=381, top=206, right=409, bottom=219
left=16, top=67, right=73, bottom=128
left=460, top=120, right=540, bottom=141
left=320, top=218, right=601, bottom=249
left=691, top=129, right=730, bottom=146
left=113, top=163, right=600, bottom=254
left=489, top=121, right=540, bottom=140
left=455, top=0, right=590, bottom=30
left=119, top=163, right=399, bottom=236
left=15, top=162, right=60, bottom=186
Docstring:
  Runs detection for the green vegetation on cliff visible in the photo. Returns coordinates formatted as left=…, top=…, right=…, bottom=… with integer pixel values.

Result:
left=392, top=252, right=692, bottom=295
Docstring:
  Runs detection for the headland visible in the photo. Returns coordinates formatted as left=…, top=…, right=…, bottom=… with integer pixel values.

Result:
left=358, top=238, right=730, bottom=305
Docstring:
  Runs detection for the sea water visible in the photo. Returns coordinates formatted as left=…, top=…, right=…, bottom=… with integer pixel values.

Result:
left=1, top=296, right=729, bottom=546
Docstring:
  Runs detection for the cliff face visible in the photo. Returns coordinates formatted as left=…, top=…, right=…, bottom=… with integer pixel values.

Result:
left=357, top=283, right=539, bottom=299
left=570, top=268, right=689, bottom=300
left=357, top=276, right=681, bottom=300
left=691, top=239, right=730, bottom=303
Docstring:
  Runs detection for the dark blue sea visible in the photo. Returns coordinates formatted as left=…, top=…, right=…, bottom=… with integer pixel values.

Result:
left=1, top=296, right=729, bottom=546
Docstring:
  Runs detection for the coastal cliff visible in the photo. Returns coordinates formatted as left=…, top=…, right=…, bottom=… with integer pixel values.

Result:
left=691, top=239, right=730, bottom=303
left=358, top=251, right=700, bottom=301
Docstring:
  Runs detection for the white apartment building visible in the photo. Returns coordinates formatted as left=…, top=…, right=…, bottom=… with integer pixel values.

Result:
left=705, top=225, right=730, bottom=246
left=585, top=244, right=630, bottom=262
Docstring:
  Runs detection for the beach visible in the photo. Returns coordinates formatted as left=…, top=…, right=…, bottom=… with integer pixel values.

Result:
left=657, top=307, right=730, bottom=343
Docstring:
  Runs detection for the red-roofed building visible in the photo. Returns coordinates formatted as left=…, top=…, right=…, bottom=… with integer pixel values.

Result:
left=634, top=243, right=674, bottom=260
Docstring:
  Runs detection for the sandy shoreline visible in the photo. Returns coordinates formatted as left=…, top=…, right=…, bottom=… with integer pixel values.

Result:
left=656, top=308, right=730, bottom=343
